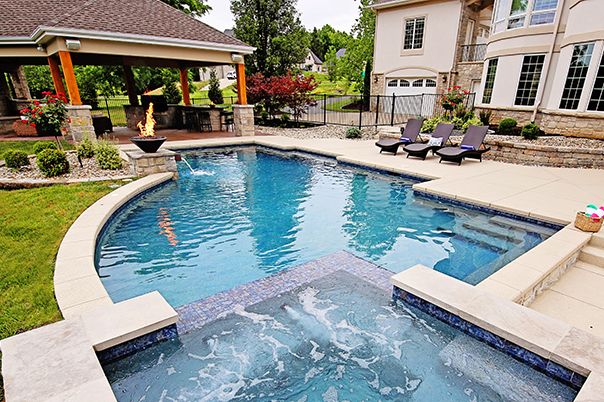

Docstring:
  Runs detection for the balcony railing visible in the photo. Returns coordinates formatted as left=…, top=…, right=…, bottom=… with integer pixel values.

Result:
left=461, top=44, right=487, bottom=62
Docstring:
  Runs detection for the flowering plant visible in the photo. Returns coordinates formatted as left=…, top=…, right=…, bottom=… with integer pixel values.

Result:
left=441, top=86, right=469, bottom=112
left=20, top=92, right=69, bottom=136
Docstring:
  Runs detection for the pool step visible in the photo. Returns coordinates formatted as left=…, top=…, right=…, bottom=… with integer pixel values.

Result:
left=489, top=215, right=556, bottom=237
left=462, top=219, right=524, bottom=245
left=580, top=245, right=604, bottom=267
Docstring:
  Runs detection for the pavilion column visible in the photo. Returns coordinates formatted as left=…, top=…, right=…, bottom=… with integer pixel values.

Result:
left=58, top=51, right=81, bottom=105
left=47, top=56, right=66, bottom=97
left=233, top=63, right=253, bottom=136
left=123, top=65, right=139, bottom=106
left=179, top=67, right=191, bottom=105
left=9, top=66, right=31, bottom=99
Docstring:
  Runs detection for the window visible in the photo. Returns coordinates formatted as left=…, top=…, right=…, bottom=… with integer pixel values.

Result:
left=412, top=79, right=424, bottom=87
left=403, top=17, right=425, bottom=50
left=425, top=79, right=437, bottom=88
left=482, top=58, right=498, bottom=104
left=387, top=80, right=398, bottom=87
left=400, top=80, right=410, bottom=87
left=515, top=55, right=545, bottom=106
left=492, top=0, right=558, bottom=33
left=588, top=52, right=604, bottom=112
left=560, top=43, right=594, bottom=110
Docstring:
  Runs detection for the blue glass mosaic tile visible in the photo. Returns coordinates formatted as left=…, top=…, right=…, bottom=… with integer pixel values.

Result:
left=97, top=324, right=178, bottom=364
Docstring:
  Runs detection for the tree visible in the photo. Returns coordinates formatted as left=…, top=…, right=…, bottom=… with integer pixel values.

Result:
left=207, top=69, right=224, bottom=104
left=363, top=60, right=371, bottom=109
left=231, top=0, right=309, bottom=76
left=160, top=0, right=210, bottom=18
left=163, top=81, right=181, bottom=104
left=309, top=25, right=352, bottom=61
left=23, top=66, right=54, bottom=98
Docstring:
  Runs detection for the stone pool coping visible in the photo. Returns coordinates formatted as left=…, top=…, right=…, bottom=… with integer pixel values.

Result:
left=391, top=265, right=604, bottom=401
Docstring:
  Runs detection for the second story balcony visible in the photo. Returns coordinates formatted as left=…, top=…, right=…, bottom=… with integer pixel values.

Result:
left=461, top=44, right=487, bottom=62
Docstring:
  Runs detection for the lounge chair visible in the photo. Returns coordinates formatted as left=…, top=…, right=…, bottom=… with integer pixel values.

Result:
left=435, top=125, right=490, bottom=165
left=403, top=123, right=454, bottom=160
left=375, top=118, right=425, bottom=155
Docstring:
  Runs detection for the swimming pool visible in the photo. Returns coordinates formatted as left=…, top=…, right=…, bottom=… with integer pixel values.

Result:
left=96, top=147, right=557, bottom=307
left=104, top=270, right=577, bottom=401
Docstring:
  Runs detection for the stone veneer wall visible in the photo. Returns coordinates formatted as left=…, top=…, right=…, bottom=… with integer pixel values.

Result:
left=477, top=106, right=604, bottom=139
left=456, top=62, right=484, bottom=93
left=126, top=149, right=178, bottom=177
left=484, top=138, right=604, bottom=169
left=233, top=105, right=255, bottom=136
left=66, top=105, right=95, bottom=141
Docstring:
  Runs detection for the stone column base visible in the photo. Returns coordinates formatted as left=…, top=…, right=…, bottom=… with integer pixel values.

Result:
left=66, top=105, right=95, bottom=142
left=233, top=104, right=255, bottom=136
left=126, top=149, right=179, bottom=177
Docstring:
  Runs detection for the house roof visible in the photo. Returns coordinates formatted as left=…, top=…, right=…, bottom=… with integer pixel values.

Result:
left=308, top=50, right=323, bottom=65
left=0, top=0, right=253, bottom=53
left=336, top=48, right=346, bottom=59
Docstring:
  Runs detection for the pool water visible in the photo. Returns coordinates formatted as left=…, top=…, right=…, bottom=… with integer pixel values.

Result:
left=104, top=271, right=577, bottom=401
left=96, top=147, right=556, bottom=307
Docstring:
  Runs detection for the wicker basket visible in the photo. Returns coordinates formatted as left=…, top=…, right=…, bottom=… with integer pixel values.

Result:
left=574, top=212, right=603, bottom=232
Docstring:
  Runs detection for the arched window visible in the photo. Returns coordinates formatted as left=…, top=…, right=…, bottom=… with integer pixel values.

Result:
left=425, top=79, right=437, bottom=87
left=412, top=79, right=424, bottom=87
left=387, top=80, right=399, bottom=87
left=399, top=80, right=410, bottom=87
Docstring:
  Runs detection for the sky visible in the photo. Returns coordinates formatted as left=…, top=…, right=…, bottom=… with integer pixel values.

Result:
left=201, top=0, right=360, bottom=33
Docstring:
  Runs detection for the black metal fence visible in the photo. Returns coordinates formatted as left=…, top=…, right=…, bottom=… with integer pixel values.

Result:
left=92, top=93, right=476, bottom=128
left=294, top=93, right=476, bottom=128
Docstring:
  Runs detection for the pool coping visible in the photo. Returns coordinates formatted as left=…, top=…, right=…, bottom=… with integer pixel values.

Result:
left=2, top=136, right=601, bottom=401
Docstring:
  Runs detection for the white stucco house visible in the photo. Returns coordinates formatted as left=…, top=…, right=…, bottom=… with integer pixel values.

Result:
left=370, top=0, right=493, bottom=99
left=477, top=0, right=604, bottom=138
left=300, top=50, right=325, bottom=73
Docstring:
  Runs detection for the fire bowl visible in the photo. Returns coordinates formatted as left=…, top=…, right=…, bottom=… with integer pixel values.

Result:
left=129, top=136, right=167, bottom=153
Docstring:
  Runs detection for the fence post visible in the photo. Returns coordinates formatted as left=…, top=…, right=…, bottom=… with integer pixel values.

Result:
left=390, top=94, right=396, bottom=126
left=104, top=97, right=112, bottom=121
left=358, top=95, right=363, bottom=129
left=323, top=94, right=327, bottom=126
left=375, top=95, right=380, bottom=126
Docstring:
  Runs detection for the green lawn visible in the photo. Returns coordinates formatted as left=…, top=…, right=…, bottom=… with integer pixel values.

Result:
left=324, top=97, right=363, bottom=113
left=0, top=182, right=120, bottom=341
left=305, top=72, right=360, bottom=95
left=0, top=140, right=74, bottom=159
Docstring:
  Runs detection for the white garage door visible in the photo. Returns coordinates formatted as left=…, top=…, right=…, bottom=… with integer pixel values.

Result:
left=385, top=78, right=438, bottom=96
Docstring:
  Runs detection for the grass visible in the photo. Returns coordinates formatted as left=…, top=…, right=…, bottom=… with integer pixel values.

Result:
left=0, top=181, right=121, bottom=341
left=0, top=140, right=74, bottom=159
left=304, top=72, right=360, bottom=95
left=324, top=97, right=363, bottom=113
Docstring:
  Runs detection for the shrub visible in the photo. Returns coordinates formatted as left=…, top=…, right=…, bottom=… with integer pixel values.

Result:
left=462, top=116, right=482, bottom=132
left=19, top=92, right=68, bottom=136
left=479, top=109, right=492, bottom=126
left=163, top=81, right=181, bottom=104
left=421, top=116, right=445, bottom=133
left=4, top=150, right=30, bottom=169
left=33, top=141, right=58, bottom=155
left=95, top=140, right=123, bottom=170
left=498, top=118, right=518, bottom=134
left=77, top=136, right=95, bottom=158
left=36, top=149, right=69, bottom=177
left=521, top=122, right=542, bottom=140
left=207, top=69, right=224, bottom=105
left=346, top=127, right=362, bottom=139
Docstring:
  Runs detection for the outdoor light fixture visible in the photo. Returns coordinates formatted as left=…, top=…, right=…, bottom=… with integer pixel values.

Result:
left=36, top=45, right=45, bottom=52
left=65, top=39, right=81, bottom=51
left=231, top=53, right=244, bottom=63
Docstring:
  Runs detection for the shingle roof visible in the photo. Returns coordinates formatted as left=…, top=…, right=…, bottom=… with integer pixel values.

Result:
left=308, top=50, right=323, bottom=65
left=0, top=0, right=250, bottom=50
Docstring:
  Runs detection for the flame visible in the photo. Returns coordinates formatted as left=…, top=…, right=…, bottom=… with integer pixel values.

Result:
left=158, top=207, right=178, bottom=246
left=137, top=103, right=156, bottom=137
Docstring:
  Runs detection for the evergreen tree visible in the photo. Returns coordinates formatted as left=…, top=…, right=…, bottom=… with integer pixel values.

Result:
left=207, top=69, right=224, bottom=105
left=230, top=0, right=309, bottom=76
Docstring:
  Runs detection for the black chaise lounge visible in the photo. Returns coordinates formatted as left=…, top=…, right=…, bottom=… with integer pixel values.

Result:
left=435, top=125, right=490, bottom=165
left=403, top=123, right=454, bottom=160
left=375, top=118, right=425, bottom=155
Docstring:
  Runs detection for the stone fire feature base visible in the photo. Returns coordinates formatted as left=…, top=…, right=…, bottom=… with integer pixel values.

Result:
left=66, top=105, right=95, bottom=141
left=126, top=149, right=178, bottom=177
left=233, top=104, right=255, bottom=136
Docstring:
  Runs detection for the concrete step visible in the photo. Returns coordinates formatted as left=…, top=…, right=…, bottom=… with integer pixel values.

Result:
left=574, top=260, right=604, bottom=277
left=590, top=232, right=604, bottom=248
left=377, top=126, right=402, bottom=138
left=580, top=245, right=604, bottom=267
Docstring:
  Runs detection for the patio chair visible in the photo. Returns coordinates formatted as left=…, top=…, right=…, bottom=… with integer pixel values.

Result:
left=403, top=123, right=454, bottom=160
left=221, top=110, right=234, bottom=132
left=198, top=110, right=213, bottom=132
left=375, top=118, right=425, bottom=155
left=435, top=125, right=491, bottom=165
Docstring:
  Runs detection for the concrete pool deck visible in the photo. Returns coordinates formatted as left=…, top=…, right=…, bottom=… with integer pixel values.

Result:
left=2, top=135, right=604, bottom=401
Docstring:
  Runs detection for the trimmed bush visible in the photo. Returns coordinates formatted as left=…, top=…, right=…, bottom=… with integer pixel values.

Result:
left=521, top=122, right=542, bottom=140
left=36, top=149, right=69, bottom=177
left=33, top=141, right=58, bottom=155
left=498, top=118, right=518, bottom=134
left=346, top=127, right=362, bottom=139
left=77, top=137, right=95, bottom=159
left=4, top=150, right=30, bottom=169
left=95, top=140, right=123, bottom=170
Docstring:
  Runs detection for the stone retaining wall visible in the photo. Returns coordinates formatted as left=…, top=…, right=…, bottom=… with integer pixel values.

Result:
left=484, top=138, right=604, bottom=169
